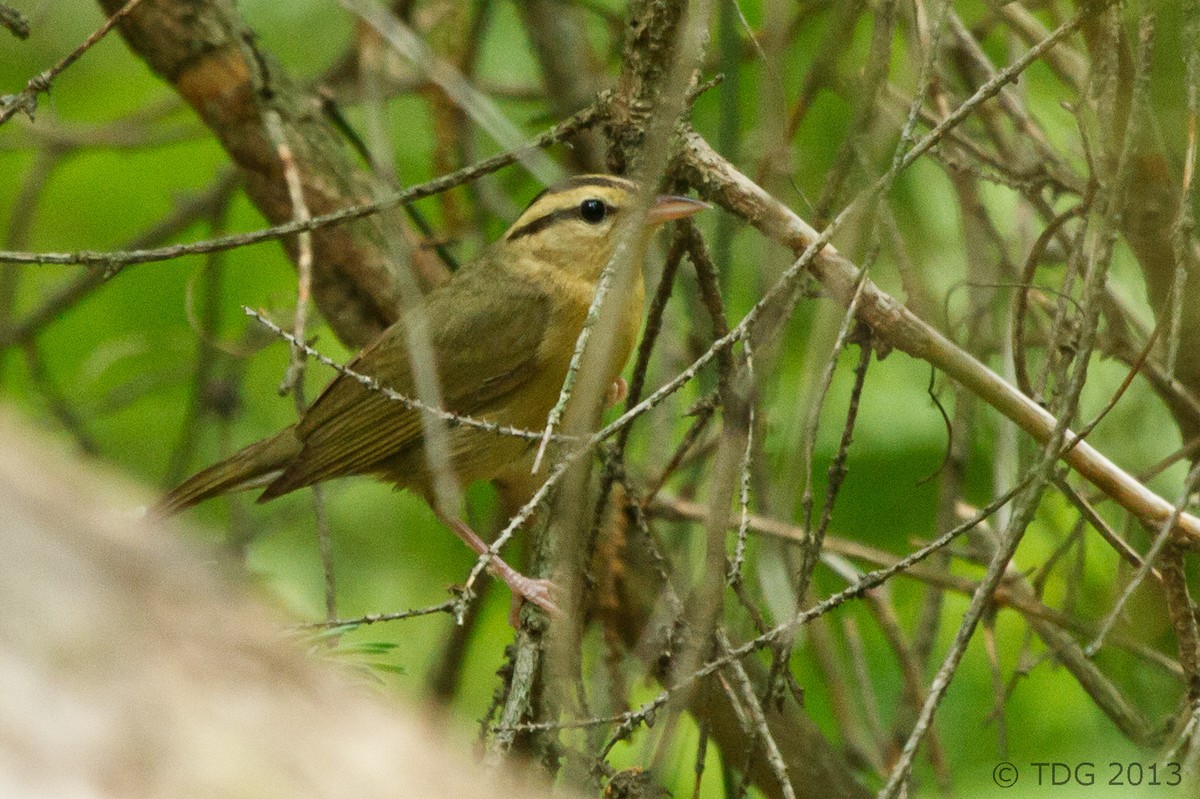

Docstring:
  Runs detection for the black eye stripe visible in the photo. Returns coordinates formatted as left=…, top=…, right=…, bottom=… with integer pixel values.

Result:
left=507, top=202, right=619, bottom=240
left=506, top=208, right=577, bottom=240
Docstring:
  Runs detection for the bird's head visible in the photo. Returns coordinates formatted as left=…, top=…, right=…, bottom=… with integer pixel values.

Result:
left=502, top=174, right=708, bottom=280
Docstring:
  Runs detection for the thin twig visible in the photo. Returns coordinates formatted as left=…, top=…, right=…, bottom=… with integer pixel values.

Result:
left=0, top=0, right=148, bottom=124
left=294, top=599, right=458, bottom=630
left=504, top=472, right=1054, bottom=741
left=263, top=110, right=316, bottom=398
left=0, top=102, right=608, bottom=267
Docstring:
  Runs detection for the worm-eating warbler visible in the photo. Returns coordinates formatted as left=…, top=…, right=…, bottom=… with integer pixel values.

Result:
left=162, top=175, right=707, bottom=614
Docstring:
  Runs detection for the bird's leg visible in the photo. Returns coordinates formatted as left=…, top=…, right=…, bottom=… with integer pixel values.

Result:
left=435, top=510, right=559, bottom=624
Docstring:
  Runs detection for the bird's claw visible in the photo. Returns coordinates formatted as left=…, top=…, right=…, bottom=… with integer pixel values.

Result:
left=505, top=574, right=560, bottom=627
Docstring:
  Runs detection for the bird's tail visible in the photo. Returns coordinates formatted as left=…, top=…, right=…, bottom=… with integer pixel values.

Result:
left=158, top=426, right=302, bottom=515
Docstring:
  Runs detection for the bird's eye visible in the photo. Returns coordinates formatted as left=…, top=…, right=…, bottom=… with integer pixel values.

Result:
left=579, top=198, right=607, bottom=224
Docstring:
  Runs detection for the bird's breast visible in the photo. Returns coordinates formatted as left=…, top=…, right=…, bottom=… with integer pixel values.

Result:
left=542, top=276, right=643, bottom=391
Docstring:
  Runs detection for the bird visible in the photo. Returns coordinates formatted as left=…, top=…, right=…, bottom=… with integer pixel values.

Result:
left=161, top=174, right=708, bottom=618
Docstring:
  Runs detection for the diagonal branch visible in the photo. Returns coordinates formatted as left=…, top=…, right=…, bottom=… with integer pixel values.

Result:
left=677, top=130, right=1200, bottom=546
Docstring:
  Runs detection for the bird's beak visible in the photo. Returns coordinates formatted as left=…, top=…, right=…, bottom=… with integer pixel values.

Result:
left=646, top=194, right=710, bottom=226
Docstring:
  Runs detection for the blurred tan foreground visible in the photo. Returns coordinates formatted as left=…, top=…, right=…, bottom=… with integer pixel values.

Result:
left=0, top=407, right=554, bottom=799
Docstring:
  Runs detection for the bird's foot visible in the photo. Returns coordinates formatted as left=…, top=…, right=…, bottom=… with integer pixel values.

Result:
left=500, top=571, right=560, bottom=627
left=436, top=509, right=560, bottom=626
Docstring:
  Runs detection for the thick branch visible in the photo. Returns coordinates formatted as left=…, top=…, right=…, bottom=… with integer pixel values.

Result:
left=97, top=0, right=408, bottom=348
left=604, top=0, right=688, bottom=174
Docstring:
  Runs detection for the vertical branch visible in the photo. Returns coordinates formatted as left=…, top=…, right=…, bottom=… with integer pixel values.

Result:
left=1161, top=545, right=1200, bottom=701
left=535, top=1, right=717, bottom=769
left=1076, top=0, right=1200, bottom=445
left=0, top=149, right=61, bottom=356
left=262, top=97, right=336, bottom=622
left=516, top=0, right=606, bottom=171
left=162, top=195, right=235, bottom=487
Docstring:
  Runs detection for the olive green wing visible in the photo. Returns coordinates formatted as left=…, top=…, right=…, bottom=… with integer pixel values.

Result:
left=259, top=267, right=550, bottom=499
